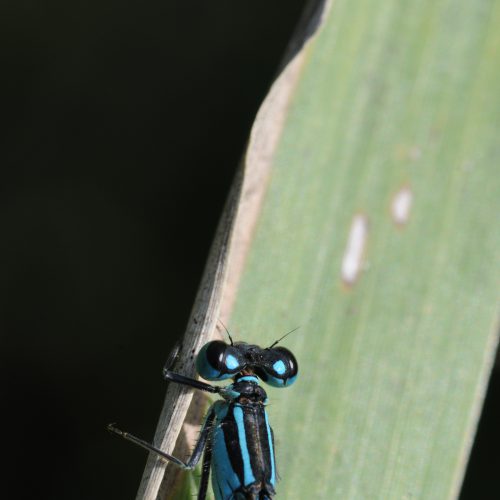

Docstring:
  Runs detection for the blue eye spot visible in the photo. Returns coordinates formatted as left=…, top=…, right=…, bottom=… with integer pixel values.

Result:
left=225, top=354, right=239, bottom=370
left=273, top=360, right=286, bottom=375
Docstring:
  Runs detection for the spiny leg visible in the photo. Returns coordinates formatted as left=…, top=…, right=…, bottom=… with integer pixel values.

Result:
left=197, top=429, right=213, bottom=500
left=108, top=407, right=215, bottom=470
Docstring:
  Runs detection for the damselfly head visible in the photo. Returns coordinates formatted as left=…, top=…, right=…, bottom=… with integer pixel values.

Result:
left=195, top=340, right=298, bottom=388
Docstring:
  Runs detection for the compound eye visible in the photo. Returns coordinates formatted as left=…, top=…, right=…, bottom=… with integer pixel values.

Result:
left=260, top=347, right=298, bottom=388
left=196, top=340, right=244, bottom=381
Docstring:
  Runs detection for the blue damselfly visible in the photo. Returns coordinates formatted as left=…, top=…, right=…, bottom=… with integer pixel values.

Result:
left=109, top=330, right=298, bottom=499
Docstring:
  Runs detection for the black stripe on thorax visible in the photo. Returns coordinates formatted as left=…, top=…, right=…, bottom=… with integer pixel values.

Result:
left=243, top=404, right=272, bottom=485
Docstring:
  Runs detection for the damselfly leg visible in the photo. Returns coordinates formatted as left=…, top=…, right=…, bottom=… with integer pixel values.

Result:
left=108, top=408, right=215, bottom=470
left=108, top=342, right=220, bottom=499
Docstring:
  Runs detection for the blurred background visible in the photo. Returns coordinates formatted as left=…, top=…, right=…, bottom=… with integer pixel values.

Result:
left=0, top=1, right=497, bottom=498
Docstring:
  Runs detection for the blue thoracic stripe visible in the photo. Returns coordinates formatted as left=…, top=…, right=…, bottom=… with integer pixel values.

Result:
left=233, top=405, right=256, bottom=486
left=264, top=410, right=276, bottom=486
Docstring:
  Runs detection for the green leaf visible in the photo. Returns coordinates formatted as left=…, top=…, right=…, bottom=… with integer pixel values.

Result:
left=223, top=0, right=500, bottom=499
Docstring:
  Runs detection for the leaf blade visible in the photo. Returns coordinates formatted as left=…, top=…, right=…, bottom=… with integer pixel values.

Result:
left=226, top=0, right=500, bottom=498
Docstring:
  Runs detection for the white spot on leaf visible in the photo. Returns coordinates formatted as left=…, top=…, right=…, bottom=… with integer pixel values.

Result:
left=391, top=187, right=413, bottom=225
left=341, top=214, right=368, bottom=285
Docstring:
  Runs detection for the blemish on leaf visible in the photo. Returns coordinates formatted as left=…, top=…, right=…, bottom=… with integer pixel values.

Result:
left=391, top=187, right=413, bottom=226
left=341, top=214, right=368, bottom=285
left=408, top=146, right=422, bottom=161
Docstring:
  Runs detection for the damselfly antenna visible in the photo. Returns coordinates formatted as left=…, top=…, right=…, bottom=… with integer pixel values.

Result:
left=268, top=326, right=300, bottom=349
left=218, top=319, right=234, bottom=346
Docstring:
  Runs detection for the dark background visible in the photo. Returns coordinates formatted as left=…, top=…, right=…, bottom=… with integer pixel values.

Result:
left=0, top=1, right=497, bottom=499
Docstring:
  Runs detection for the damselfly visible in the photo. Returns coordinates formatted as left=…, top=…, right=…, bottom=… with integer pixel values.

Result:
left=109, top=331, right=298, bottom=500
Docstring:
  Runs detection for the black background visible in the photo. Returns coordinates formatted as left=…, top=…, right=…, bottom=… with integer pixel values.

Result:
left=0, top=1, right=497, bottom=499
